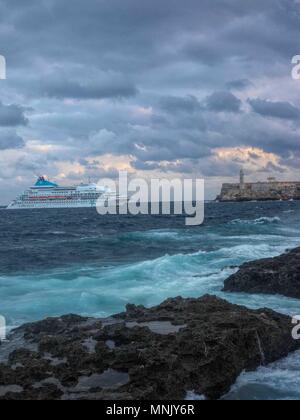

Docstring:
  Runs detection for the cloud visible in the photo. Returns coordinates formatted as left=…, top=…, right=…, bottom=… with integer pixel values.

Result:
left=0, top=129, right=25, bottom=150
left=205, top=91, right=242, bottom=113
left=226, top=79, right=253, bottom=90
left=0, top=102, right=28, bottom=126
left=1, top=0, right=300, bottom=202
left=159, top=95, right=202, bottom=114
left=248, top=98, right=300, bottom=120
left=131, top=160, right=161, bottom=171
left=40, top=75, right=138, bottom=100
left=88, top=129, right=119, bottom=154
left=257, top=161, right=287, bottom=174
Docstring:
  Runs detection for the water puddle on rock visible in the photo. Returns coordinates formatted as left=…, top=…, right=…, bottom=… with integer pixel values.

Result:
left=105, top=340, right=116, bottom=349
left=0, top=332, right=38, bottom=364
left=126, top=321, right=186, bottom=335
left=74, top=369, right=129, bottom=391
left=82, top=337, right=97, bottom=354
left=0, top=385, right=23, bottom=397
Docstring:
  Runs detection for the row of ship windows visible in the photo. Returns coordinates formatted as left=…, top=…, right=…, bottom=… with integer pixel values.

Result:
left=17, top=199, right=98, bottom=203
left=21, top=195, right=102, bottom=199
left=20, top=197, right=101, bottom=201
left=15, top=201, right=96, bottom=207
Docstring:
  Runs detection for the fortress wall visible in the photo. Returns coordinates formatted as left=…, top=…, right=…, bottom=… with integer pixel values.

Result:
left=218, top=181, right=300, bottom=202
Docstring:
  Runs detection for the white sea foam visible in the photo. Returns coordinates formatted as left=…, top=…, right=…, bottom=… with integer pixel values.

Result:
left=185, top=391, right=206, bottom=400
left=223, top=350, right=300, bottom=400
left=1, top=223, right=300, bottom=401
left=185, top=348, right=300, bottom=400
left=46, top=231, right=67, bottom=235
left=124, top=230, right=181, bottom=240
left=231, top=216, right=281, bottom=225
left=1, top=239, right=298, bottom=326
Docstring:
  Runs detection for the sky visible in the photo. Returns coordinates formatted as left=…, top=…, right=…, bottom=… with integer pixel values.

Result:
left=0, top=0, right=300, bottom=203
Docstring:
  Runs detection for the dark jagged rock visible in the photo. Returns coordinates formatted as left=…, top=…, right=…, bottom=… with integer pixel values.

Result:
left=223, top=247, right=300, bottom=299
left=0, top=295, right=299, bottom=400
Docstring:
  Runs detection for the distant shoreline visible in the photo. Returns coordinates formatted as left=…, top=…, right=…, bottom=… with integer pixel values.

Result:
left=216, top=198, right=300, bottom=203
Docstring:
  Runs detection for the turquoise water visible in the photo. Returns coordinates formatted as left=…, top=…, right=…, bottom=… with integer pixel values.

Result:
left=0, top=201, right=300, bottom=399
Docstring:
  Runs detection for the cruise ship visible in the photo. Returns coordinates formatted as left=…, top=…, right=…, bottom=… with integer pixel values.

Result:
left=7, top=176, right=120, bottom=210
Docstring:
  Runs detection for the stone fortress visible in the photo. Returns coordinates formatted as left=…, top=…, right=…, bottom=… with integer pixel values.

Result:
left=217, top=169, right=300, bottom=202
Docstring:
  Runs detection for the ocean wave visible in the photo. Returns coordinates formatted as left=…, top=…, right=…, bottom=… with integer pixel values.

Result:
left=185, top=350, right=300, bottom=400
left=223, top=350, right=300, bottom=400
left=45, top=230, right=67, bottom=235
left=1, top=240, right=298, bottom=327
left=210, top=243, right=287, bottom=263
left=121, top=229, right=288, bottom=244
left=231, top=216, right=281, bottom=226
left=102, top=242, right=284, bottom=282
left=122, top=230, right=181, bottom=241
left=278, top=227, right=300, bottom=236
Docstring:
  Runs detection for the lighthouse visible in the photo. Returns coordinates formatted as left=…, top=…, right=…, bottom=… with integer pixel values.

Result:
left=240, top=168, right=245, bottom=190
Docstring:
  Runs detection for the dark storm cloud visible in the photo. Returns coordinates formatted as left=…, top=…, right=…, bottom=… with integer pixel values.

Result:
left=257, top=161, right=287, bottom=173
left=159, top=95, right=202, bottom=114
left=0, top=0, right=300, bottom=196
left=2, top=0, right=298, bottom=79
left=280, top=152, right=300, bottom=170
left=226, top=79, right=253, bottom=91
left=40, top=76, right=138, bottom=100
left=248, top=98, right=300, bottom=121
left=131, top=160, right=161, bottom=171
left=0, top=102, right=28, bottom=126
left=205, top=92, right=242, bottom=113
left=131, top=157, right=245, bottom=178
left=0, top=129, right=25, bottom=150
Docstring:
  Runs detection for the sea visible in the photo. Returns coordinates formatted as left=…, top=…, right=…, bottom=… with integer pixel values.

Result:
left=0, top=201, right=300, bottom=400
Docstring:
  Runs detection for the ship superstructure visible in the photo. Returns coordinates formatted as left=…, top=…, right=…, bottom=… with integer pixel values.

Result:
left=7, top=176, right=118, bottom=209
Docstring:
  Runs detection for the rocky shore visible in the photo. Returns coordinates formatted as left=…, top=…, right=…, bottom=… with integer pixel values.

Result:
left=223, top=247, right=300, bottom=299
left=0, top=295, right=299, bottom=400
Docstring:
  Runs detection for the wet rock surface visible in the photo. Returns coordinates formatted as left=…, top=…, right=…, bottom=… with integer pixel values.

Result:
left=0, top=295, right=299, bottom=400
left=223, top=247, right=300, bottom=299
